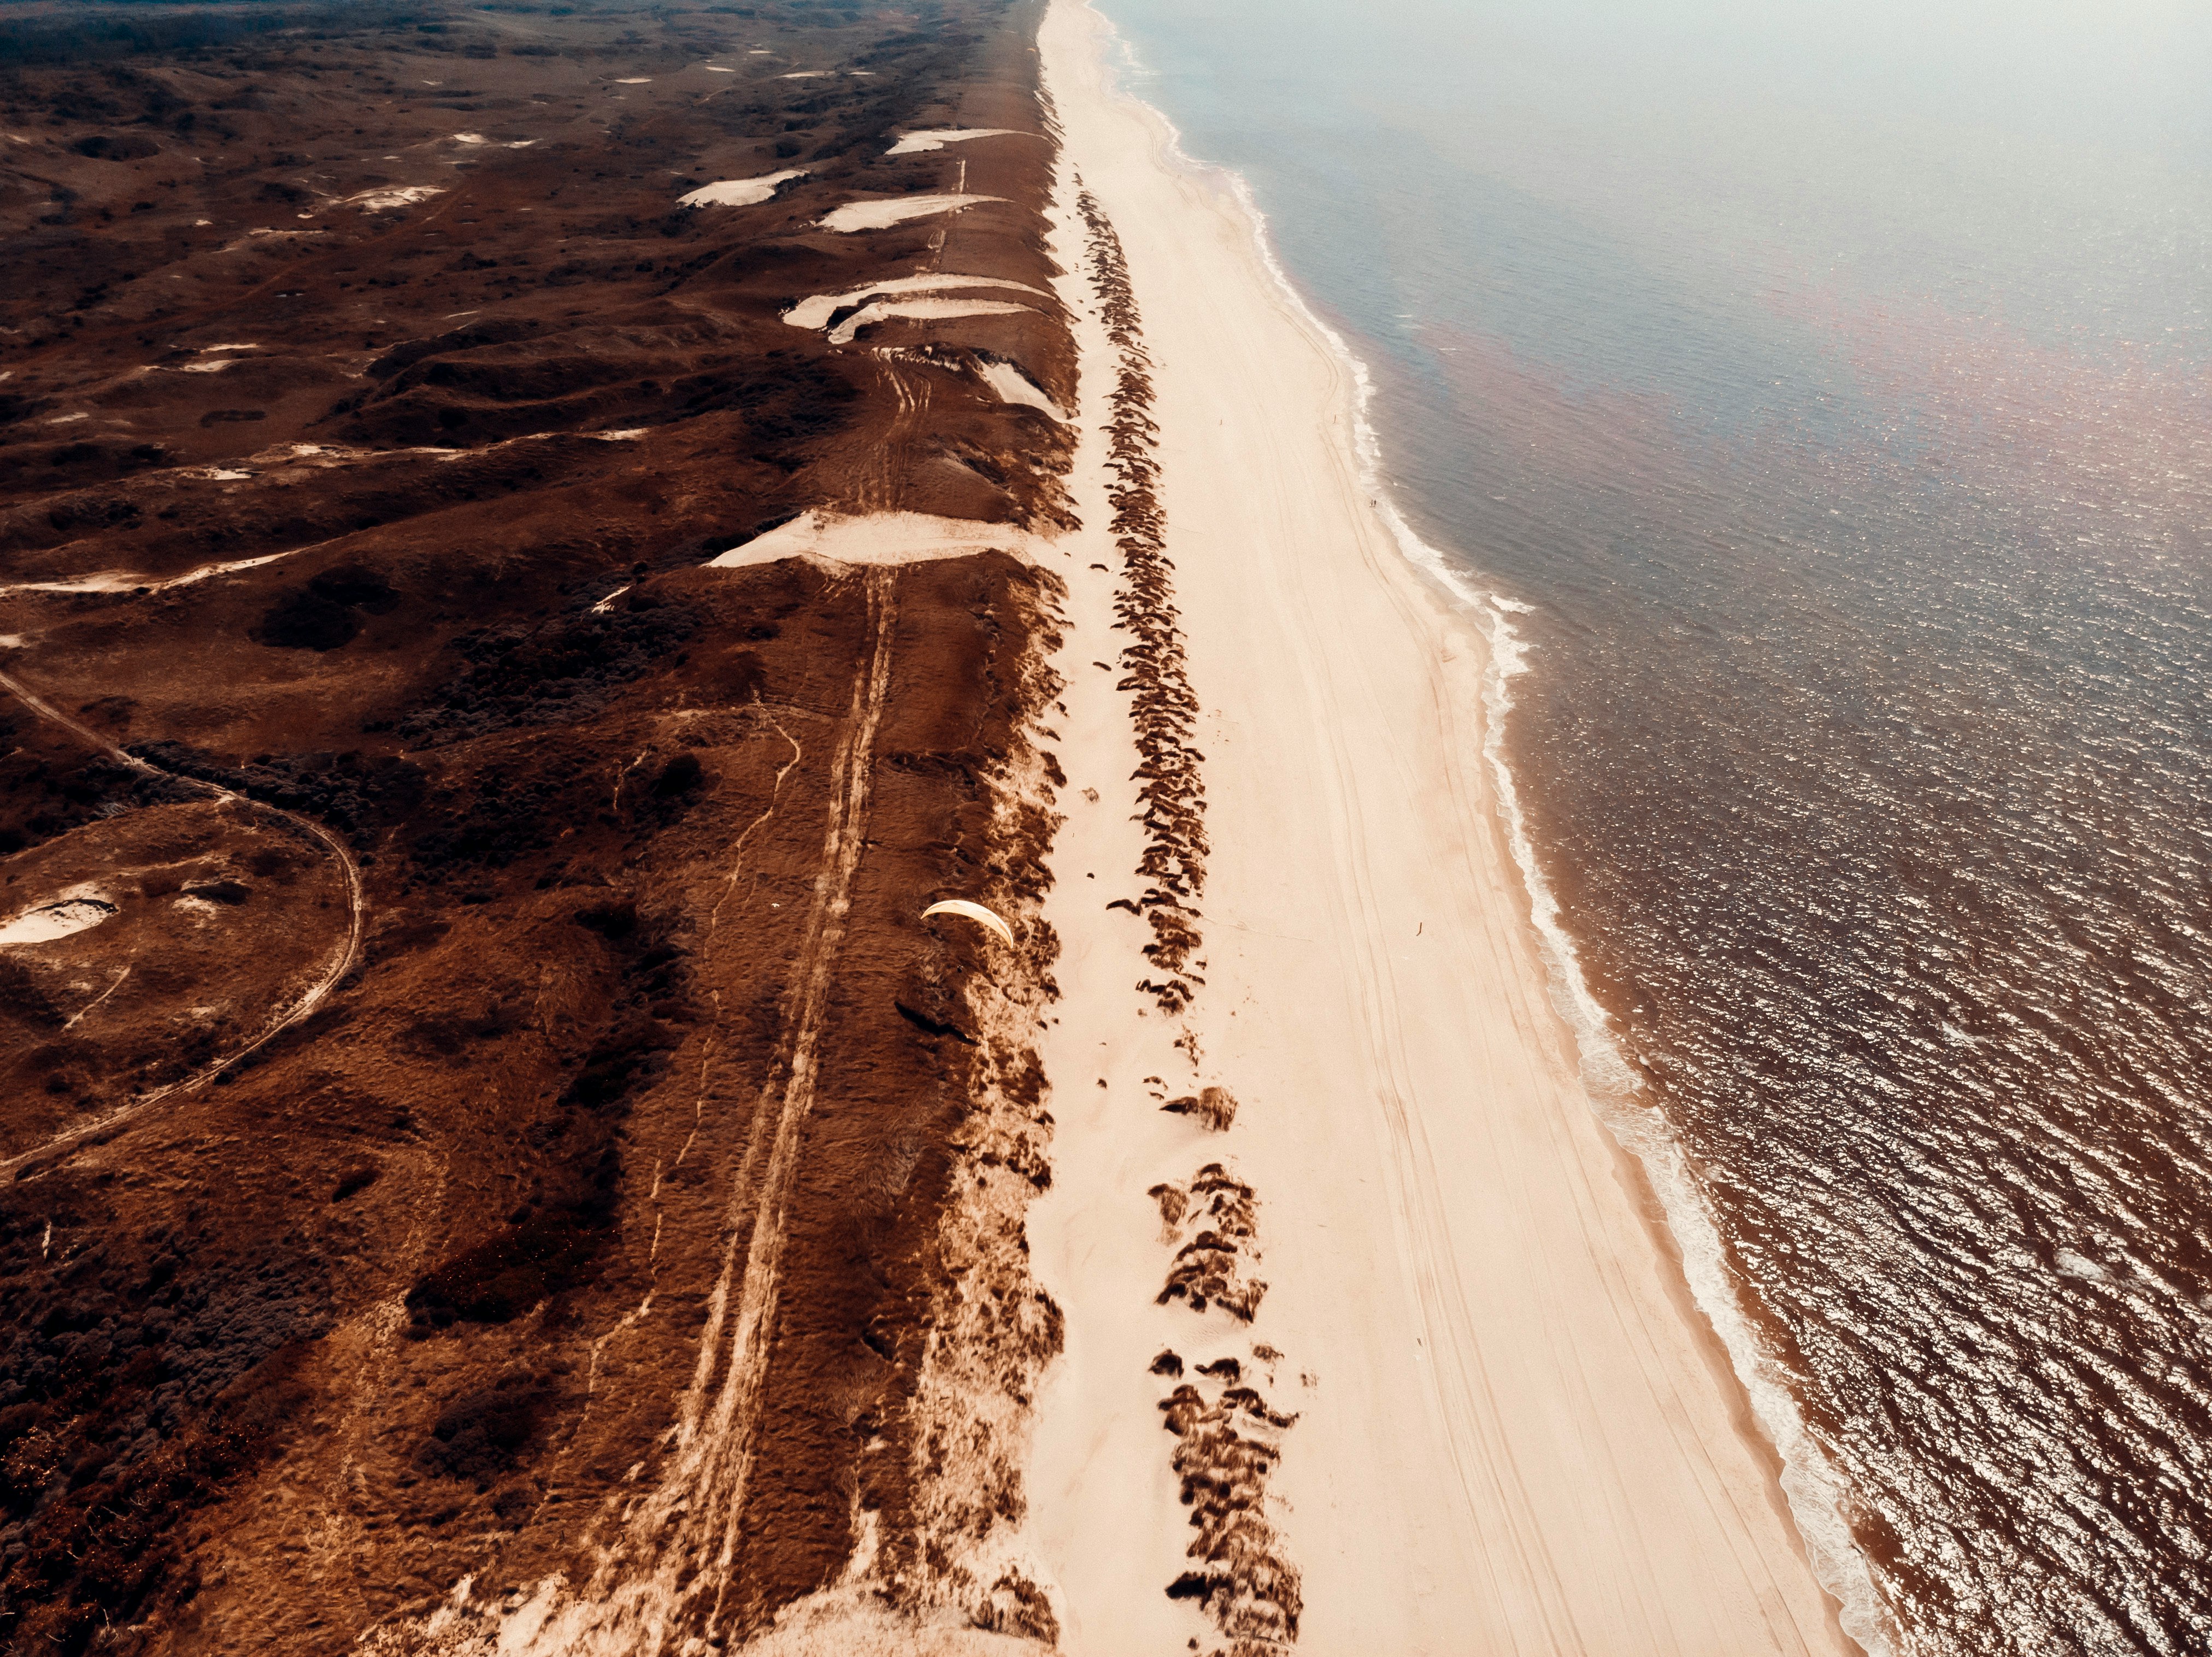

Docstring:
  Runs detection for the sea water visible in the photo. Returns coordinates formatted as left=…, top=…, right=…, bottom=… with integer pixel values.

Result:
left=1092, top=2, right=2212, bottom=1652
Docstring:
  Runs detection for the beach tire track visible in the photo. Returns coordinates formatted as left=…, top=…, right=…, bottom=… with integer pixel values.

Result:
left=0, top=665, right=367, bottom=1179
left=690, top=565, right=898, bottom=1636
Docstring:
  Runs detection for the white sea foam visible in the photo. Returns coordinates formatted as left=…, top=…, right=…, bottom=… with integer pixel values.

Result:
left=1095, top=17, right=1897, bottom=1655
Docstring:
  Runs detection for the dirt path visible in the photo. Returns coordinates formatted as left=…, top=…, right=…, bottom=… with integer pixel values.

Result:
left=370, top=567, right=901, bottom=1657
left=0, top=663, right=366, bottom=1178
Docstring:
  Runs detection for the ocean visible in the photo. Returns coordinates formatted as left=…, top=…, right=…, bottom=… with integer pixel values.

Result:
left=1087, top=2, right=2212, bottom=1652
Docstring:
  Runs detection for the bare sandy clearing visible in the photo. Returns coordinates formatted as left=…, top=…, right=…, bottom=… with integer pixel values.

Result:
left=826, top=297, right=1033, bottom=346
left=345, top=184, right=444, bottom=211
left=678, top=170, right=806, bottom=208
left=783, top=272, right=1047, bottom=332
left=705, top=509, right=1049, bottom=571
left=0, top=895, right=117, bottom=947
left=973, top=358, right=1064, bottom=418
left=817, top=193, right=1002, bottom=232
left=886, top=128, right=1024, bottom=155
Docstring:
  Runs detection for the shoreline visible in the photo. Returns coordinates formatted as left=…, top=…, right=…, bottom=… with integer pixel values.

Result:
left=1022, top=3, right=1862, bottom=1650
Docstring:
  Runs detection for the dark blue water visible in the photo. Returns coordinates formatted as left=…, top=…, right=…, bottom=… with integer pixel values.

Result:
left=1095, top=3, right=2212, bottom=1652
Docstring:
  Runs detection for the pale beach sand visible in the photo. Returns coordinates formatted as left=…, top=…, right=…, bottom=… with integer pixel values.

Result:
left=1019, top=3, right=1861, bottom=1653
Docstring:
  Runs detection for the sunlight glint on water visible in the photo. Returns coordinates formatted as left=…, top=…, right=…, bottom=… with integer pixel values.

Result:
left=1096, top=2, right=2212, bottom=1652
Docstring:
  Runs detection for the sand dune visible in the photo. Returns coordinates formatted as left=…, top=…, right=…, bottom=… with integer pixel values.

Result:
left=705, top=509, right=1049, bottom=570
left=0, top=894, right=115, bottom=947
left=344, top=184, right=442, bottom=211
left=818, top=193, right=1001, bottom=232
left=679, top=169, right=805, bottom=208
left=783, top=272, right=1048, bottom=331
left=887, top=128, right=1023, bottom=155
left=826, top=297, right=1034, bottom=345
left=1021, top=3, right=1858, bottom=1653
left=973, top=359, right=1063, bottom=418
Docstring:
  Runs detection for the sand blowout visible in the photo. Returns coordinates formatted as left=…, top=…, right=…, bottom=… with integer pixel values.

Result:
left=704, top=509, right=1051, bottom=571
left=886, top=128, right=1024, bottom=155
left=818, top=193, right=1002, bottom=232
left=677, top=169, right=805, bottom=208
left=783, top=272, right=1049, bottom=332
left=0, top=895, right=116, bottom=947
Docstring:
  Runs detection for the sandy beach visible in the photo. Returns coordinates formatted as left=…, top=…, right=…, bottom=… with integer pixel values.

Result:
left=1021, top=3, right=1858, bottom=1650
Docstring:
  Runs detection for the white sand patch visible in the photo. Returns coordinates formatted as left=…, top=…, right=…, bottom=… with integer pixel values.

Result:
left=0, top=636, right=21, bottom=649
left=0, top=894, right=116, bottom=947
left=677, top=169, right=805, bottom=208
left=2055, top=1249, right=2110, bottom=1279
left=588, top=584, right=631, bottom=614
left=703, top=65, right=736, bottom=73
left=778, top=70, right=831, bottom=78
left=504, top=139, right=536, bottom=148
left=885, top=128, right=1022, bottom=155
left=179, top=359, right=237, bottom=372
left=452, top=132, right=488, bottom=145
left=46, top=413, right=88, bottom=424
left=199, top=342, right=260, bottom=353
left=706, top=509, right=1048, bottom=571
left=593, top=428, right=649, bottom=441
left=0, top=547, right=292, bottom=599
left=345, top=185, right=444, bottom=211
left=826, top=297, right=1033, bottom=346
left=615, top=78, right=652, bottom=84
left=202, top=468, right=254, bottom=481
left=783, top=272, right=1047, bottom=331
left=817, top=193, right=1001, bottom=232
left=973, top=358, right=1063, bottom=418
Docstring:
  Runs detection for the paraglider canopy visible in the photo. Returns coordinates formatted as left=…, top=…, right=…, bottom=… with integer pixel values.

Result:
left=921, top=898, right=1014, bottom=949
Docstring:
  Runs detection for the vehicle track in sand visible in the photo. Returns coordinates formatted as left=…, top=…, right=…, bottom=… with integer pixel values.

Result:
left=1210, top=266, right=1836, bottom=1652
left=0, top=663, right=366, bottom=1179
left=385, top=567, right=901, bottom=1656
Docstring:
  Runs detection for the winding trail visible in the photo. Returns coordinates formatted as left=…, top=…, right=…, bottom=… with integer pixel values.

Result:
left=0, top=664, right=367, bottom=1179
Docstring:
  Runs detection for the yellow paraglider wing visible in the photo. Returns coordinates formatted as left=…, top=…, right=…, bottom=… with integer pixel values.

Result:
left=920, top=898, right=1015, bottom=949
